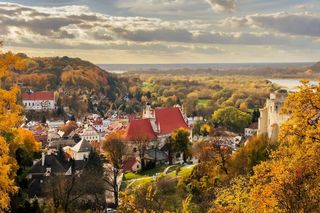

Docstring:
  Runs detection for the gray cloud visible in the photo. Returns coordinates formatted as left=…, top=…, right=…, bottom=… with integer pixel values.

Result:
left=250, top=12, right=320, bottom=37
left=223, top=12, right=320, bottom=37
left=206, top=0, right=236, bottom=12
left=112, top=28, right=193, bottom=42
left=1, top=2, right=319, bottom=56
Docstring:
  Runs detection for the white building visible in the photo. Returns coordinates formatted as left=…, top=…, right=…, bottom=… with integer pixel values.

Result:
left=92, top=118, right=104, bottom=133
left=244, top=122, right=258, bottom=137
left=79, top=125, right=100, bottom=142
left=65, top=138, right=91, bottom=160
left=258, top=90, right=290, bottom=141
left=22, top=91, right=55, bottom=111
left=47, top=120, right=65, bottom=129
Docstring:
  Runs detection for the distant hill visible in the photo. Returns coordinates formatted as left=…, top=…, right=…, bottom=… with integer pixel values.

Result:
left=14, top=54, right=105, bottom=90
left=310, top=62, right=320, bottom=73
left=13, top=54, right=125, bottom=98
left=9, top=54, right=130, bottom=117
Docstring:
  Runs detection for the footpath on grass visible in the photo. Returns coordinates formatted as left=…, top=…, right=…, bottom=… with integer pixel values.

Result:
left=122, top=164, right=196, bottom=189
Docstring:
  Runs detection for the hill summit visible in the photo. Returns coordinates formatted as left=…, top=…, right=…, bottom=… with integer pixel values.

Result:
left=14, top=54, right=116, bottom=92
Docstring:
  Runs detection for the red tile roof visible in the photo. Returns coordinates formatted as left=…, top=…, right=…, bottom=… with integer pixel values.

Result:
left=248, top=122, right=258, bottom=129
left=92, top=118, right=103, bottom=126
left=22, top=92, right=54, bottom=101
left=155, top=107, right=188, bottom=135
left=126, top=119, right=157, bottom=141
left=122, top=157, right=139, bottom=173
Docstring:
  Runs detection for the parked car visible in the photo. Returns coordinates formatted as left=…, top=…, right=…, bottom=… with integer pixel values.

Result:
left=105, top=208, right=116, bottom=213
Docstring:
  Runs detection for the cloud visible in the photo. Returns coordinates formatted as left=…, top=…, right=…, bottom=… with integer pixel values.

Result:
left=250, top=12, right=320, bottom=37
left=0, top=2, right=320, bottom=58
left=222, top=12, right=320, bottom=37
left=206, top=0, right=236, bottom=12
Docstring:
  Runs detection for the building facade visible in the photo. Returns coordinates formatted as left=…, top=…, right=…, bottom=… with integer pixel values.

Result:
left=258, top=90, right=289, bottom=141
left=22, top=91, right=55, bottom=111
left=79, top=125, right=100, bottom=142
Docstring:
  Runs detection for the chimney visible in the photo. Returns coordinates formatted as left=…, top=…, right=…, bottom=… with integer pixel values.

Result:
left=41, top=152, right=45, bottom=166
left=145, top=103, right=151, bottom=118
left=158, top=122, right=161, bottom=133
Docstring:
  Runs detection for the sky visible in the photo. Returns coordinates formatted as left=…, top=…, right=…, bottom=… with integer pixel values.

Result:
left=0, top=0, right=319, bottom=64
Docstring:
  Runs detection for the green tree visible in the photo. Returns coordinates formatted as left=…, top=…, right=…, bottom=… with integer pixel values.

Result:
left=212, top=106, right=251, bottom=132
left=171, top=128, right=191, bottom=163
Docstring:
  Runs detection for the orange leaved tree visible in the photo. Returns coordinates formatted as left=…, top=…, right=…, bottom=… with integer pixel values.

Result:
left=0, top=49, right=40, bottom=211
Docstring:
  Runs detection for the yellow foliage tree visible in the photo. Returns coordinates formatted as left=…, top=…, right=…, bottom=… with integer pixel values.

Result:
left=200, top=123, right=211, bottom=136
left=0, top=51, right=40, bottom=211
left=248, top=81, right=320, bottom=212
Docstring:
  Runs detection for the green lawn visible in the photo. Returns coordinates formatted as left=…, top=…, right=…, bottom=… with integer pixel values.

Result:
left=197, top=99, right=211, bottom=108
left=179, top=165, right=195, bottom=177
left=122, top=164, right=196, bottom=190
left=124, top=164, right=168, bottom=181
left=166, top=165, right=195, bottom=178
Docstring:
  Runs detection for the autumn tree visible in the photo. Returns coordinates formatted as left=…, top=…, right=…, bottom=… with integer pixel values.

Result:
left=200, top=123, right=211, bottom=137
left=228, top=134, right=275, bottom=176
left=119, top=176, right=184, bottom=212
left=102, top=132, right=127, bottom=207
left=0, top=51, right=40, bottom=211
left=212, top=176, right=251, bottom=212
left=248, top=81, right=320, bottom=212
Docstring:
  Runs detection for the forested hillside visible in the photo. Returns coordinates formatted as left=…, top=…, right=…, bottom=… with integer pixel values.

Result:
left=13, top=54, right=122, bottom=93
left=11, top=54, right=128, bottom=118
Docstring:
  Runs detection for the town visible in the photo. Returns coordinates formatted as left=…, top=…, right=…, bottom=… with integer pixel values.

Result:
left=19, top=87, right=288, bottom=212
left=1, top=0, right=320, bottom=212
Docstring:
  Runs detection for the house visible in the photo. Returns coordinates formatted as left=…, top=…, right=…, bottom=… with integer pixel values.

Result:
left=142, top=104, right=190, bottom=146
left=65, top=138, right=92, bottom=160
left=79, top=125, right=100, bottom=142
left=244, top=122, right=258, bottom=137
left=22, top=91, right=55, bottom=111
left=122, top=156, right=141, bottom=173
left=126, top=119, right=157, bottom=142
left=145, top=148, right=168, bottom=165
left=124, top=105, right=190, bottom=164
left=47, top=120, right=65, bottom=129
left=27, top=152, right=87, bottom=201
left=258, top=90, right=290, bottom=141
left=92, top=118, right=104, bottom=133
left=48, top=139, right=76, bottom=150
left=47, top=129, right=61, bottom=142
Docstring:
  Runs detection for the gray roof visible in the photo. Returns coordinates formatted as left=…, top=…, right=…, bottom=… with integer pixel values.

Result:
left=28, top=155, right=67, bottom=174
left=48, top=139, right=76, bottom=149
left=71, top=138, right=92, bottom=153
left=145, top=149, right=168, bottom=161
